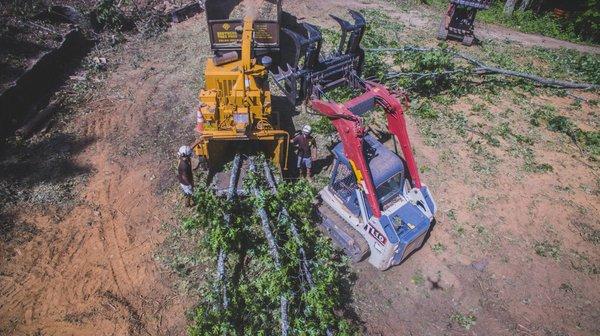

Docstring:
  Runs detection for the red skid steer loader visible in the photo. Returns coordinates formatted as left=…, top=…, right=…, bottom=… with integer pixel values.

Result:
left=277, top=10, right=437, bottom=270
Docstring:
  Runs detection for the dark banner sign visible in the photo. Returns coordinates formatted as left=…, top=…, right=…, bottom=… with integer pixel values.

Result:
left=209, top=20, right=279, bottom=49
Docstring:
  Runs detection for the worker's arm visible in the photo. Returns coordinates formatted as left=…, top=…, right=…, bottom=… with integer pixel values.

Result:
left=192, top=156, right=202, bottom=171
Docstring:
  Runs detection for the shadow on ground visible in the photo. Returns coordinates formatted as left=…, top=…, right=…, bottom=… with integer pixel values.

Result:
left=0, top=132, right=95, bottom=242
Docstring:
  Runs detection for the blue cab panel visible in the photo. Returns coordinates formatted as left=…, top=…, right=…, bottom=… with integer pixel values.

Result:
left=388, top=202, right=431, bottom=264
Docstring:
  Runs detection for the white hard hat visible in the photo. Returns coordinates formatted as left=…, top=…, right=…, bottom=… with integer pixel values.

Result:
left=178, top=145, right=193, bottom=157
left=302, top=125, right=312, bottom=134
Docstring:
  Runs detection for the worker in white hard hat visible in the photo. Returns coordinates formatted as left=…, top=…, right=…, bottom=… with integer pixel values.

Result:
left=291, top=125, right=317, bottom=181
left=177, top=145, right=195, bottom=207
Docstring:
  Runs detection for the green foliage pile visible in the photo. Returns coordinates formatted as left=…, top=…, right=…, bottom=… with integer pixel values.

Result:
left=183, top=162, right=357, bottom=335
left=392, top=45, right=463, bottom=96
left=310, top=116, right=337, bottom=135
left=360, top=9, right=405, bottom=80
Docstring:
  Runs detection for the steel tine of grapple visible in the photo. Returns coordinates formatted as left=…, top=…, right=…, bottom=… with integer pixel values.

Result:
left=348, top=10, right=366, bottom=28
left=345, top=10, right=366, bottom=54
left=303, top=23, right=322, bottom=43
left=302, top=23, right=323, bottom=69
left=329, top=14, right=353, bottom=54
left=274, top=66, right=287, bottom=81
left=283, top=28, right=309, bottom=68
left=330, top=14, right=353, bottom=30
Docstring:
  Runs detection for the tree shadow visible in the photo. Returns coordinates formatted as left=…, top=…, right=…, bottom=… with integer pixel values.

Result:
left=0, top=132, right=96, bottom=242
left=0, top=29, right=91, bottom=138
left=0, top=36, right=49, bottom=59
left=311, top=154, right=334, bottom=176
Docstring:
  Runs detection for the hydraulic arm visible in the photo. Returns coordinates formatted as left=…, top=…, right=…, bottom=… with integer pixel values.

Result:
left=311, top=82, right=421, bottom=218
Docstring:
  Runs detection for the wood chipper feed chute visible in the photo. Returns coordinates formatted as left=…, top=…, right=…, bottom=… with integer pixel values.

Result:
left=193, top=15, right=289, bottom=175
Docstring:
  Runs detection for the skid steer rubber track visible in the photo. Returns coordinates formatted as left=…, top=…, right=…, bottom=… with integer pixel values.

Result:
left=318, top=202, right=369, bottom=263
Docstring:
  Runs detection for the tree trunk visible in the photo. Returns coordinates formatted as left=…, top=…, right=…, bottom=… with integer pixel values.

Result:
left=519, top=0, right=532, bottom=11
left=504, top=0, right=517, bottom=16
left=248, top=158, right=289, bottom=336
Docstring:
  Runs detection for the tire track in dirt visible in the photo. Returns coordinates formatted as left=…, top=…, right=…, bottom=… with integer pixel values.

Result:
left=0, top=19, right=199, bottom=335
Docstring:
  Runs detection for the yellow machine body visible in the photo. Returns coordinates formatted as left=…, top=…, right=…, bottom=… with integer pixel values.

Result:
left=194, top=18, right=289, bottom=170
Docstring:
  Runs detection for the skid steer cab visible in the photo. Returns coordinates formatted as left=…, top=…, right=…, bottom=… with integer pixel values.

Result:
left=313, top=82, right=437, bottom=270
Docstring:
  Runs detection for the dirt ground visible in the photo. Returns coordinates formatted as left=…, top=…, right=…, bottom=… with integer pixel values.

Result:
left=1, top=0, right=598, bottom=335
left=0, top=16, right=205, bottom=335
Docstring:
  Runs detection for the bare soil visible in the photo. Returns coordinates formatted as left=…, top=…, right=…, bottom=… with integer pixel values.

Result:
left=1, top=1, right=598, bottom=335
left=0, top=17, right=205, bottom=335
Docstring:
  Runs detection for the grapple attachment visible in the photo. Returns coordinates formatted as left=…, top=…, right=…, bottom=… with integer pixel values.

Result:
left=274, top=10, right=366, bottom=105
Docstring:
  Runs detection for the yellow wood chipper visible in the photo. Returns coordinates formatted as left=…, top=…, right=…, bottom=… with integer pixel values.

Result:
left=193, top=0, right=289, bottom=180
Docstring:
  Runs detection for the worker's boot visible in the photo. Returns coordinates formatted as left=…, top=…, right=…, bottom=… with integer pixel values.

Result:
left=307, top=168, right=313, bottom=182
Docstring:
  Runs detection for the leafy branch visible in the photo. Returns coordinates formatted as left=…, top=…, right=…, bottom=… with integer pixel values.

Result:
left=184, top=156, right=358, bottom=335
left=368, top=46, right=600, bottom=90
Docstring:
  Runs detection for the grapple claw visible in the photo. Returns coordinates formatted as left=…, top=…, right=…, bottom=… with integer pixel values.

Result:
left=282, top=28, right=308, bottom=68
left=330, top=14, right=353, bottom=31
left=303, top=23, right=322, bottom=42
left=273, top=10, right=367, bottom=105
left=348, top=9, right=366, bottom=27
left=283, top=28, right=307, bottom=46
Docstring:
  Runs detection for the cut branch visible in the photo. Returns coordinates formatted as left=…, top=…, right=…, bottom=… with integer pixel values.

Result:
left=367, top=47, right=599, bottom=90
left=215, top=153, right=242, bottom=311
left=248, top=158, right=289, bottom=336
left=473, top=65, right=597, bottom=89
left=262, top=164, right=334, bottom=336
